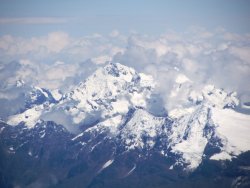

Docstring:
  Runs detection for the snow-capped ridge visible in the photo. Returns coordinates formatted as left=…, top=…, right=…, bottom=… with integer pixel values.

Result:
left=169, top=105, right=213, bottom=170
left=120, top=109, right=166, bottom=150
left=201, top=85, right=239, bottom=108
left=3, top=63, right=250, bottom=173
left=168, top=83, right=243, bottom=170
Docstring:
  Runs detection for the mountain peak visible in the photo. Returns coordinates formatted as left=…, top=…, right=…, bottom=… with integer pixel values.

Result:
left=104, top=62, right=136, bottom=78
left=8, top=63, right=155, bottom=129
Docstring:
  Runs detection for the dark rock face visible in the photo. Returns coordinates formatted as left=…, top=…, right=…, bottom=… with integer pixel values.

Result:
left=0, top=121, right=250, bottom=188
left=24, top=88, right=56, bottom=109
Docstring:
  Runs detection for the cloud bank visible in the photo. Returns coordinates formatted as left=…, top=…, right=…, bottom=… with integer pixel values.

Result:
left=0, top=28, right=250, bottom=118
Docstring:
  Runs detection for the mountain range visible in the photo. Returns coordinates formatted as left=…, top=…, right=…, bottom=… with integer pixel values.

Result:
left=1, top=63, right=250, bottom=188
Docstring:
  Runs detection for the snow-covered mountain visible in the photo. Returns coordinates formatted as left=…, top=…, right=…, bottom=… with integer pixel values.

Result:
left=0, top=79, right=57, bottom=123
left=11, top=79, right=56, bottom=108
left=1, top=62, right=250, bottom=187
left=3, top=80, right=57, bottom=128
left=7, top=63, right=154, bottom=129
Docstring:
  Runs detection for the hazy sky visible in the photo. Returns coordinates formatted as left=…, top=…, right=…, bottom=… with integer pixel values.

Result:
left=0, top=0, right=250, bottom=36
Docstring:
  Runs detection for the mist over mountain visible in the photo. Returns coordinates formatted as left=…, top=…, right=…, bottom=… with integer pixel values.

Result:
left=1, top=30, right=250, bottom=117
left=1, top=0, right=250, bottom=187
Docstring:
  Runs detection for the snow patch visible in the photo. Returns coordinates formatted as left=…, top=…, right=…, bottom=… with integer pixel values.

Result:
left=7, top=105, right=43, bottom=128
left=124, top=164, right=136, bottom=177
left=51, top=89, right=62, bottom=101
left=72, top=132, right=84, bottom=141
left=99, top=159, right=114, bottom=173
left=211, top=108, right=250, bottom=160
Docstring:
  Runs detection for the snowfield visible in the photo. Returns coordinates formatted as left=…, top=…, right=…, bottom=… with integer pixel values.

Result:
left=211, top=108, right=250, bottom=160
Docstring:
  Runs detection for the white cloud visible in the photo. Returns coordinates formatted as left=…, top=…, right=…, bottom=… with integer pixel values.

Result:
left=0, top=31, right=127, bottom=63
left=113, top=29, right=250, bottom=111
left=0, top=31, right=70, bottom=60
left=0, top=28, right=250, bottom=115
left=230, top=46, right=250, bottom=65
left=46, top=32, right=70, bottom=53
left=91, top=55, right=111, bottom=65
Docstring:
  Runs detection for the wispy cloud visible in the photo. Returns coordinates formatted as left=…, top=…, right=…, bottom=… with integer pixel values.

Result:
left=0, top=17, right=68, bottom=24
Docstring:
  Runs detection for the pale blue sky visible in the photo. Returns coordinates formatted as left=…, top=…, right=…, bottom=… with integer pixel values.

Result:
left=0, top=0, right=250, bottom=36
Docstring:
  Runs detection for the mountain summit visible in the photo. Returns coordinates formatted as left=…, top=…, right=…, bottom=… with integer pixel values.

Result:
left=7, top=63, right=154, bottom=129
